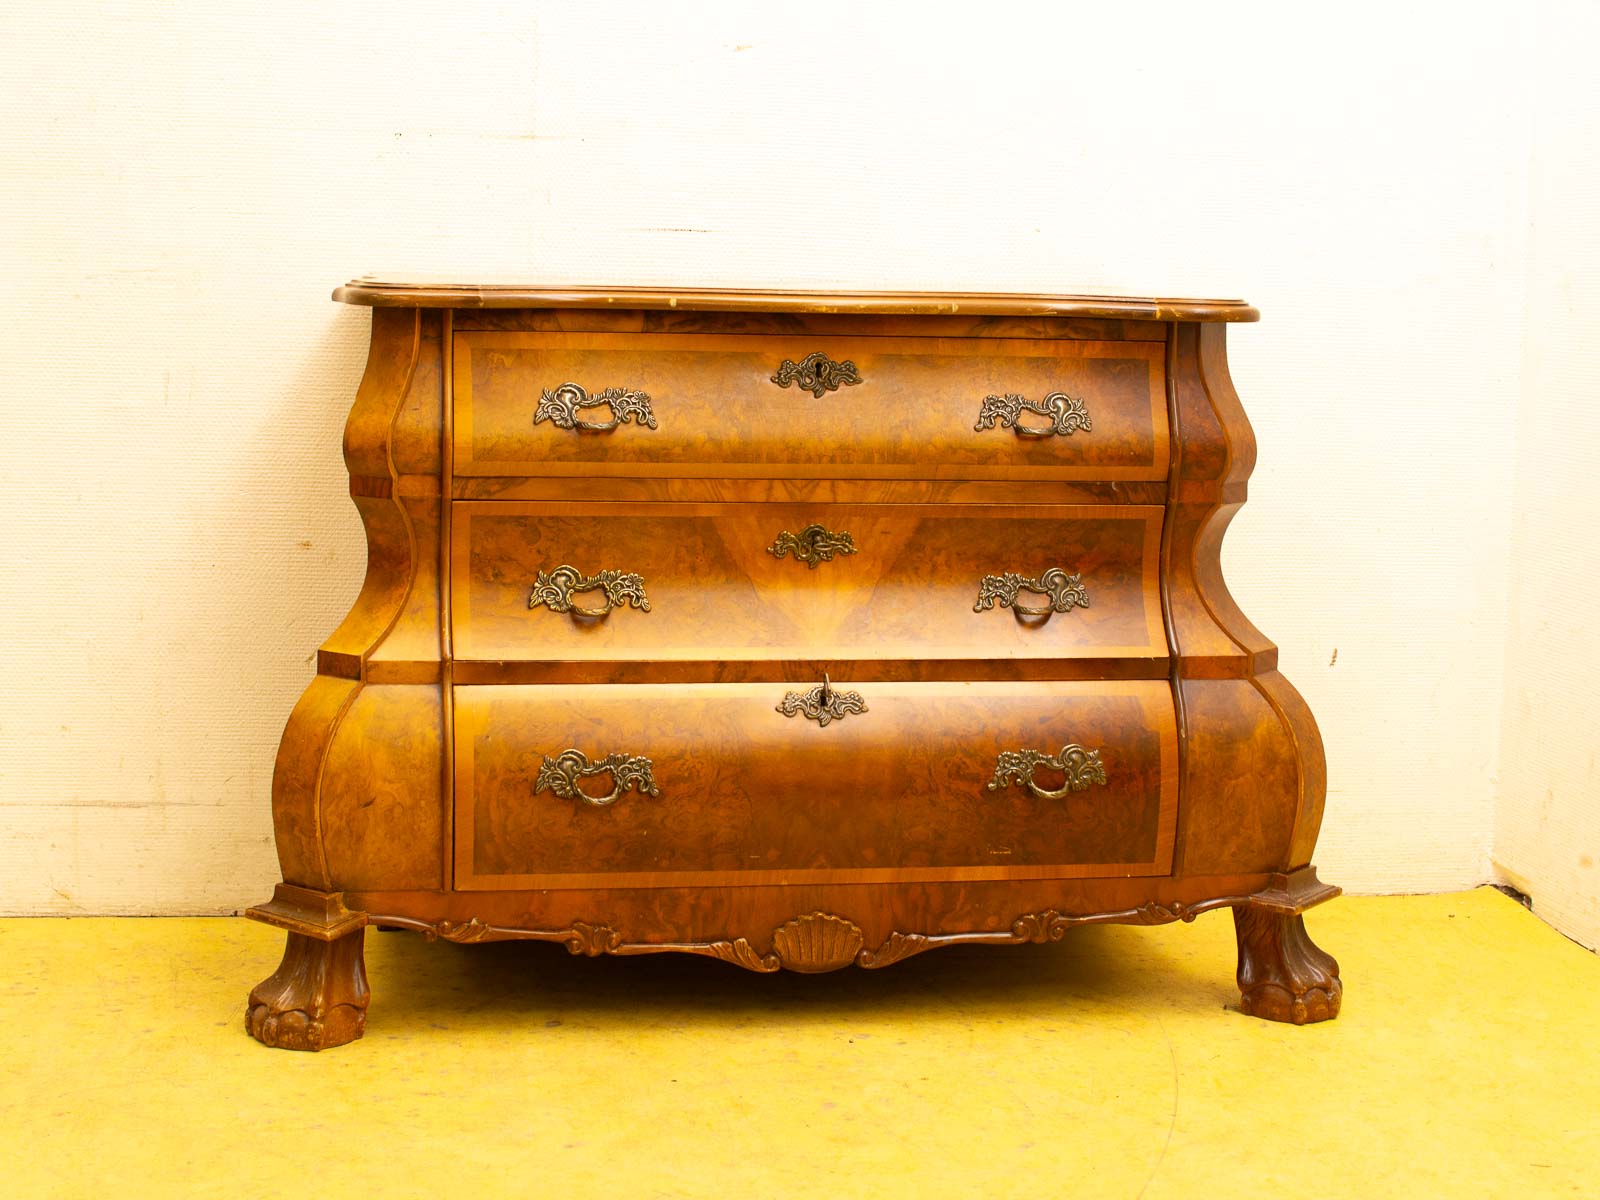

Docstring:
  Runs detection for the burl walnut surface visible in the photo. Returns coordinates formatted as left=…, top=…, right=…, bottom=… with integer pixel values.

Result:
left=245, top=282, right=1340, bottom=1050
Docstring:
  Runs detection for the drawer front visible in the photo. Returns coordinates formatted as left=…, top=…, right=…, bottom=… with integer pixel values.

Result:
left=453, top=681, right=1177, bottom=890
left=453, top=332, right=1168, bottom=480
left=450, top=501, right=1166, bottom=666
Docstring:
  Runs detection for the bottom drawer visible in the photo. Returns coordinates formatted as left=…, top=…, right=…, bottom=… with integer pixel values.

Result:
left=453, top=681, right=1177, bottom=890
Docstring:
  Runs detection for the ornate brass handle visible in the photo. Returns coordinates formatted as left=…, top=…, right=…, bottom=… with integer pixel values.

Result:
left=776, top=674, right=867, bottom=726
left=768, top=524, right=858, bottom=568
left=529, top=566, right=650, bottom=619
left=974, top=569, right=1090, bottom=618
left=973, top=392, right=1091, bottom=437
left=534, top=382, right=658, bottom=432
left=771, top=353, right=862, bottom=398
left=535, top=749, right=660, bottom=808
left=988, top=744, right=1107, bottom=800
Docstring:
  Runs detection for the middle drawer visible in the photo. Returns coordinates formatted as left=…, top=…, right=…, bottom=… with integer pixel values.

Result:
left=450, top=500, right=1166, bottom=670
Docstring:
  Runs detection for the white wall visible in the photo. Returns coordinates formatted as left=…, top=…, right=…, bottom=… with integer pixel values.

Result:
left=1493, top=3, right=1600, bottom=950
left=0, top=1, right=1582, bottom=918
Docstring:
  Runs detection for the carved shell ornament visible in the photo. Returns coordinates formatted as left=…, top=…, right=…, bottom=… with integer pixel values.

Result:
left=771, top=913, right=867, bottom=972
left=377, top=903, right=1240, bottom=973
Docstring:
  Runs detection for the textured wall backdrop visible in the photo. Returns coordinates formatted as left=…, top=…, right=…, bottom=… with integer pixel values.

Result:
left=1493, top=2, right=1600, bottom=949
left=0, top=2, right=1587, bottom=933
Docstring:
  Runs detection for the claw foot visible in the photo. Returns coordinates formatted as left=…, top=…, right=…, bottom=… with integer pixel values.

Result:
left=1233, top=906, right=1341, bottom=1024
left=246, top=929, right=369, bottom=1051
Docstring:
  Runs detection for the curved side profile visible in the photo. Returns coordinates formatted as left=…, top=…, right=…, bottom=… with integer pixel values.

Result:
left=246, top=309, right=444, bottom=1050
left=245, top=295, right=1339, bottom=1050
left=1165, top=322, right=1339, bottom=1021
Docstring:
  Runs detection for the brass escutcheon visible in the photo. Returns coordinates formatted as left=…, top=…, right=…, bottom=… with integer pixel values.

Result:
left=776, top=674, right=868, bottom=726
left=768, top=524, right=858, bottom=568
left=770, top=353, right=863, bottom=398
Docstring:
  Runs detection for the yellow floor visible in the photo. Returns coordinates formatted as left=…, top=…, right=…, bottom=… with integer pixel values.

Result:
left=2, top=889, right=1597, bottom=1199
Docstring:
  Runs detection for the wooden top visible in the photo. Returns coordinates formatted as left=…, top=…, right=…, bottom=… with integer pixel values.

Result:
left=332, top=277, right=1259, bottom=322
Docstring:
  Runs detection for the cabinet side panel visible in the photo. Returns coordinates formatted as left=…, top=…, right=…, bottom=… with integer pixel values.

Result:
left=318, top=494, right=412, bottom=669
left=1165, top=323, right=1273, bottom=672
left=270, top=674, right=361, bottom=889
left=365, top=496, right=442, bottom=669
left=1176, top=677, right=1297, bottom=874
left=1166, top=323, right=1329, bottom=876
left=1186, top=322, right=1273, bottom=657
left=366, top=308, right=444, bottom=668
left=343, top=308, right=420, bottom=477
left=1260, top=670, right=1329, bottom=868
left=389, top=310, right=443, bottom=476
left=321, top=307, right=440, bottom=671
left=319, top=684, right=444, bottom=891
left=268, top=310, right=446, bottom=895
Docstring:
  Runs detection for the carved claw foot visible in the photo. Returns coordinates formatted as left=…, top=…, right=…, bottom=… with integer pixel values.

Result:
left=1233, top=906, right=1342, bottom=1025
left=246, top=929, right=369, bottom=1051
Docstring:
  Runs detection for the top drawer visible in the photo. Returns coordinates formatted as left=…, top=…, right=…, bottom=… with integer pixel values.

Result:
left=453, top=332, right=1168, bottom=481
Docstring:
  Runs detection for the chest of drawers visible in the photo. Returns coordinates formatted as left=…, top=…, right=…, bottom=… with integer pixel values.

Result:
left=244, top=281, right=1341, bottom=1051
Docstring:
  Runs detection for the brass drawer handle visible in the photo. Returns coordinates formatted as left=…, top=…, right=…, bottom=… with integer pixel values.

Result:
left=768, top=524, right=858, bottom=568
left=974, top=568, right=1089, bottom=618
left=776, top=674, right=867, bottom=726
left=529, top=565, right=650, bottom=619
left=771, top=352, right=862, bottom=398
left=973, top=392, right=1091, bottom=437
left=988, top=744, right=1107, bottom=801
left=535, top=749, right=660, bottom=808
left=534, top=382, right=658, bottom=432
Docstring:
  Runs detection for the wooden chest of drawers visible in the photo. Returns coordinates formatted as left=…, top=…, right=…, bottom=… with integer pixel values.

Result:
left=245, top=281, right=1341, bottom=1051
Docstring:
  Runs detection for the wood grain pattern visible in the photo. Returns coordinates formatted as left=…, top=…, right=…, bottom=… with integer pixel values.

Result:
left=451, top=501, right=1166, bottom=669
left=453, top=680, right=1177, bottom=889
left=319, top=307, right=443, bottom=672
left=373, top=900, right=1234, bottom=973
left=316, top=684, right=443, bottom=892
left=453, top=331, right=1168, bottom=481
left=352, top=866, right=1338, bottom=953
left=1160, top=323, right=1329, bottom=880
left=247, top=286, right=1338, bottom=1049
left=451, top=308, right=1170, bottom=341
left=335, top=279, right=1260, bottom=322
left=269, top=674, right=358, bottom=891
left=450, top=475, right=1173, bottom=506
left=436, top=656, right=1171, bottom=687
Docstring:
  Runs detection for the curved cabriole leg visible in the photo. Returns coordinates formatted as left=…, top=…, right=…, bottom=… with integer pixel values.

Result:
left=246, top=928, right=369, bottom=1051
left=1233, top=906, right=1342, bottom=1024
